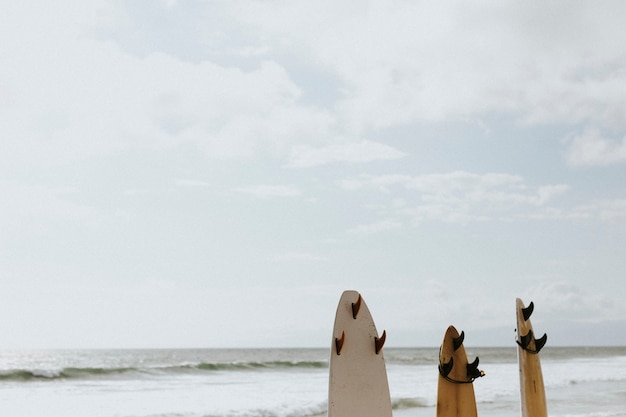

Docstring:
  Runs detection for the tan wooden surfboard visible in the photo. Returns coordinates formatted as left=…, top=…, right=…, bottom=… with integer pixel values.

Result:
left=436, top=325, right=484, bottom=417
left=328, top=290, right=392, bottom=417
left=516, top=298, right=548, bottom=417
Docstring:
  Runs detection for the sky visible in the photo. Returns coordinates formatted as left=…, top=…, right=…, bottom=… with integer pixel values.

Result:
left=1, top=0, right=626, bottom=349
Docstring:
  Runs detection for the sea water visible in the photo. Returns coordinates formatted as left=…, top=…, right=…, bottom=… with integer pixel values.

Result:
left=1, top=347, right=625, bottom=417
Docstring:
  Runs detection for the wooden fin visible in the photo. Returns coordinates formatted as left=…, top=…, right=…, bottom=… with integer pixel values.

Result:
left=522, top=301, right=535, bottom=321
left=452, top=330, right=465, bottom=351
left=335, top=331, right=345, bottom=355
left=375, top=330, right=386, bottom=354
left=352, top=294, right=362, bottom=319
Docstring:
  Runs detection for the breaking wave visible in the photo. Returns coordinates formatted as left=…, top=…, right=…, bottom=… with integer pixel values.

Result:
left=0, top=360, right=328, bottom=382
left=391, top=397, right=431, bottom=409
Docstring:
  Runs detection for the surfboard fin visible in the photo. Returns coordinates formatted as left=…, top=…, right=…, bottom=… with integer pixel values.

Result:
left=517, top=329, right=548, bottom=354
left=375, top=330, right=386, bottom=354
left=352, top=294, right=362, bottom=319
left=439, top=356, right=485, bottom=383
left=518, top=330, right=533, bottom=349
left=534, top=333, right=548, bottom=353
left=335, top=331, right=345, bottom=355
left=522, top=301, right=535, bottom=321
left=467, top=357, right=485, bottom=379
left=452, top=330, right=465, bottom=351
left=439, top=357, right=454, bottom=378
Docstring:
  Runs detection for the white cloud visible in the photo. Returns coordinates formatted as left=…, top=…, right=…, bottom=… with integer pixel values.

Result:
left=234, top=1, right=626, bottom=133
left=235, top=184, right=301, bottom=198
left=348, top=219, right=402, bottom=236
left=399, top=202, right=486, bottom=225
left=341, top=171, right=568, bottom=205
left=528, top=199, right=626, bottom=227
left=338, top=174, right=410, bottom=191
left=0, top=5, right=336, bottom=169
left=566, top=128, right=626, bottom=166
left=267, top=251, right=327, bottom=262
left=570, top=199, right=626, bottom=223
left=341, top=172, right=530, bottom=195
left=535, top=185, right=572, bottom=205
left=5, top=1, right=625, bottom=173
left=340, top=171, right=570, bottom=224
left=174, top=179, right=210, bottom=188
left=286, top=140, right=406, bottom=168
left=528, top=281, right=625, bottom=322
left=3, top=1, right=626, bottom=349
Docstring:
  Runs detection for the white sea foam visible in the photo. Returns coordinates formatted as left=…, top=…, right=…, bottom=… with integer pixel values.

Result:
left=0, top=348, right=625, bottom=417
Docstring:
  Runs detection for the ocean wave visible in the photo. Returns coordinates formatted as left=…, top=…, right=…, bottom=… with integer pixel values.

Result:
left=558, top=413, right=626, bottom=417
left=229, top=402, right=327, bottom=417
left=0, top=360, right=328, bottom=382
left=125, top=402, right=328, bottom=417
left=391, top=397, right=431, bottom=409
left=0, top=366, right=139, bottom=381
left=192, top=360, right=328, bottom=371
left=124, top=400, right=431, bottom=417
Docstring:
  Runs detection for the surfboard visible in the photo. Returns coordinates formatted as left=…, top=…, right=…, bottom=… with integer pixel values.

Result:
left=516, top=298, right=548, bottom=417
left=436, top=325, right=484, bottom=417
left=328, top=290, right=392, bottom=417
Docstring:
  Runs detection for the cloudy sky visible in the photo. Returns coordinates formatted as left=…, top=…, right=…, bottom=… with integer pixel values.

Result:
left=2, top=0, right=626, bottom=349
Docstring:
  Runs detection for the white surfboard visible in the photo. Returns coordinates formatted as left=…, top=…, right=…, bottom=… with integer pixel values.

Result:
left=516, top=298, right=548, bottom=417
left=436, top=325, right=484, bottom=417
left=328, top=290, right=392, bottom=417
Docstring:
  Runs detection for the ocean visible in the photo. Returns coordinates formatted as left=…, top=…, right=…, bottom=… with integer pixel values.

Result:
left=1, top=346, right=625, bottom=417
